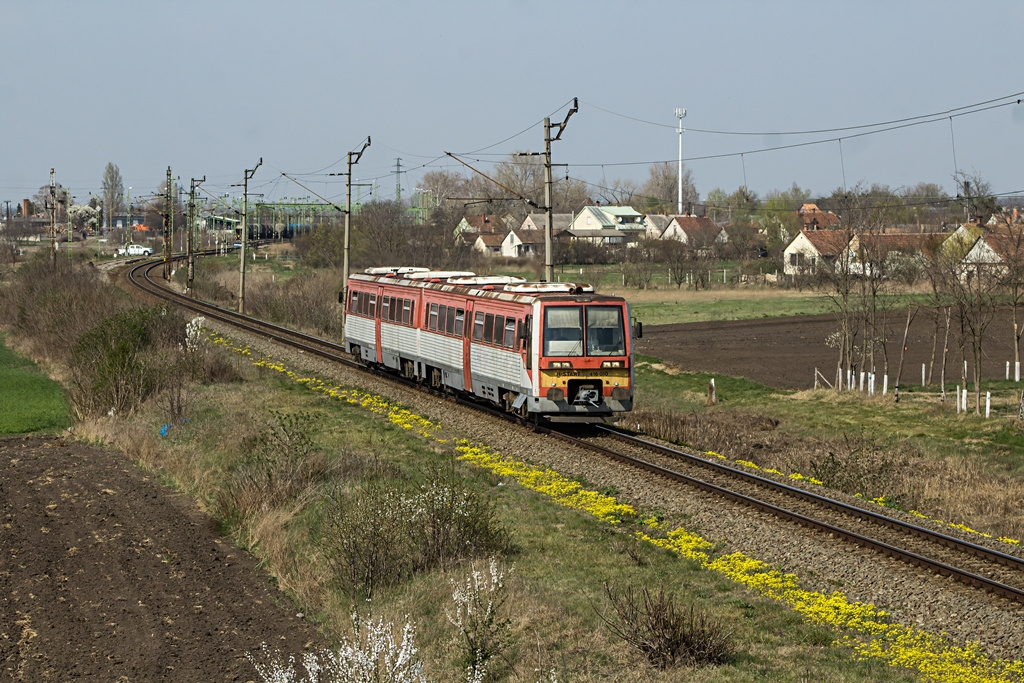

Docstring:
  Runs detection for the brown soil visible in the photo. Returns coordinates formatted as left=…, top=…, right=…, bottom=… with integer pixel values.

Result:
left=0, top=434, right=323, bottom=681
left=637, top=311, right=1020, bottom=391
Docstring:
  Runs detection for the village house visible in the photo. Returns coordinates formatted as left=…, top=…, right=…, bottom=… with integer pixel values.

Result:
left=472, top=232, right=506, bottom=258
left=454, top=214, right=508, bottom=240
left=501, top=228, right=545, bottom=258
left=660, top=215, right=728, bottom=248
left=782, top=230, right=852, bottom=276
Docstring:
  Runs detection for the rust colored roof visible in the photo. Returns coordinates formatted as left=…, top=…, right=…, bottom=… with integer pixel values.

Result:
left=801, top=230, right=851, bottom=257
left=799, top=206, right=839, bottom=229
left=474, top=233, right=506, bottom=247
left=671, top=215, right=720, bottom=242
left=854, top=232, right=944, bottom=256
left=464, top=214, right=507, bottom=233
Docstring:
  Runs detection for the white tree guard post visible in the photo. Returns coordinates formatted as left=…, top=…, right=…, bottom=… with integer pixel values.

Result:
left=986, top=391, right=991, bottom=419
left=956, top=386, right=961, bottom=414
left=883, top=374, right=888, bottom=395
left=1017, top=361, right=1020, bottom=383
left=1008, top=361, right=1011, bottom=381
left=869, top=373, right=875, bottom=396
left=922, top=363, right=926, bottom=386
left=859, top=371, right=865, bottom=392
left=962, top=386, right=968, bottom=412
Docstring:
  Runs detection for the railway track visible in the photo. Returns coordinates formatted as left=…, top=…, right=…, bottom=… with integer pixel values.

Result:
left=126, top=255, right=1024, bottom=607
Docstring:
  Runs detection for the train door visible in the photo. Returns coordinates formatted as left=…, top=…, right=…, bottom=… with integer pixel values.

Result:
left=374, top=286, right=383, bottom=364
left=462, top=301, right=473, bottom=392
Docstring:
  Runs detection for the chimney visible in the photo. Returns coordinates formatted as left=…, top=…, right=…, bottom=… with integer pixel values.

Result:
left=22, top=199, right=30, bottom=217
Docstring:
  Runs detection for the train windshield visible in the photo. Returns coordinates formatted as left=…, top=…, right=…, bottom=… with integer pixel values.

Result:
left=543, top=305, right=626, bottom=357
left=585, top=305, right=626, bottom=356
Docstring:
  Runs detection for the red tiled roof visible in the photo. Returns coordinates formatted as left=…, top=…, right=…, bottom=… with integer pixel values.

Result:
left=802, top=230, right=851, bottom=257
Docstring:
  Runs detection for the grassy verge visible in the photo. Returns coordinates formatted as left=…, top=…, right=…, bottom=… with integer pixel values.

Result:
left=76, top=344, right=920, bottom=681
left=0, top=334, right=70, bottom=434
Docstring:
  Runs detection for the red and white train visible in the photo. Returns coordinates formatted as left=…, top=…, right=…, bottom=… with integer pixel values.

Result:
left=342, top=267, right=639, bottom=422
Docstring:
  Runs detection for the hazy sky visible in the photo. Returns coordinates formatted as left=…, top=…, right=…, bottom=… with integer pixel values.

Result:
left=2, top=0, right=1022, bottom=210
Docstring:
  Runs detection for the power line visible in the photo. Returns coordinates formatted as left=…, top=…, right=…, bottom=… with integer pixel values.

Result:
left=581, top=91, right=1024, bottom=136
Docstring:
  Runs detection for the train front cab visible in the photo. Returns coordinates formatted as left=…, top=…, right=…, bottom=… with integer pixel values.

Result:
left=529, top=298, right=634, bottom=422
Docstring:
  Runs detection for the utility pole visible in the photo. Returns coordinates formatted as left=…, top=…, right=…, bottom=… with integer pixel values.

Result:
left=544, top=97, right=578, bottom=283
left=676, top=107, right=687, bottom=215
left=187, top=176, right=204, bottom=296
left=394, top=157, right=402, bottom=203
left=163, top=167, right=173, bottom=280
left=335, top=137, right=371, bottom=338
left=237, top=158, right=262, bottom=314
left=48, top=168, right=57, bottom=264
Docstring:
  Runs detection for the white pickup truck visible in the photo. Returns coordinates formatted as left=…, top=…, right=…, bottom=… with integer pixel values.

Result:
left=116, top=244, right=153, bottom=257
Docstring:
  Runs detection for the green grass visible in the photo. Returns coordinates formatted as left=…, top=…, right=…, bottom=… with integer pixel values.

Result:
left=0, top=335, right=70, bottom=434
left=114, top=359, right=917, bottom=681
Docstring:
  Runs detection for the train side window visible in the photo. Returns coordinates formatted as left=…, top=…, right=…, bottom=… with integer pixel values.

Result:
left=455, top=309, right=465, bottom=337
left=473, top=312, right=484, bottom=341
left=484, top=314, right=495, bottom=344
left=438, top=305, right=448, bottom=331
left=350, top=291, right=359, bottom=314
left=445, top=306, right=456, bottom=335
left=428, top=303, right=439, bottom=331
left=403, top=299, right=412, bottom=325
left=503, top=318, right=516, bottom=348
left=359, top=293, right=367, bottom=316
left=381, top=297, right=390, bottom=321
left=493, top=315, right=504, bottom=345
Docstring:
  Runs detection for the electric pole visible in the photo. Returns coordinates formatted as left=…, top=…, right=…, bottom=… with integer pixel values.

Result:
left=187, top=176, right=204, bottom=296
left=335, top=137, right=371, bottom=338
left=394, top=157, right=402, bottom=203
left=49, top=168, right=57, bottom=264
left=544, top=98, right=577, bottom=283
left=238, top=158, right=262, bottom=314
left=163, top=167, right=173, bottom=280
left=676, top=107, right=686, bottom=215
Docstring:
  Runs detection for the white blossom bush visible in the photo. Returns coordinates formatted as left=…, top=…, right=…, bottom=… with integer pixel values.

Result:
left=446, top=557, right=513, bottom=680
left=247, top=612, right=427, bottom=683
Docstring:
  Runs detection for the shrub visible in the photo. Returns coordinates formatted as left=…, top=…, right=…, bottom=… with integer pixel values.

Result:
left=446, top=556, right=514, bottom=679
left=245, top=270, right=344, bottom=336
left=248, top=612, right=427, bottom=683
left=67, top=306, right=184, bottom=418
left=320, top=480, right=415, bottom=600
left=408, top=466, right=513, bottom=573
left=809, top=434, right=914, bottom=507
left=598, top=583, right=734, bottom=669
left=216, top=410, right=344, bottom=528
left=0, top=256, right=122, bottom=362
left=319, top=470, right=513, bottom=600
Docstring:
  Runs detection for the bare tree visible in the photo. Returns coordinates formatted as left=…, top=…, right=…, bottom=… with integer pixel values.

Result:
left=926, top=227, right=1000, bottom=413
left=418, top=169, right=469, bottom=208
left=101, top=162, right=125, bottom=228
left=596, top=178, right=640, bottom=207
left=353, top=200, right=416, bottom=266
left=621, top=238, right=659, bottom=289
left=637, top=162, right=697, bottom=214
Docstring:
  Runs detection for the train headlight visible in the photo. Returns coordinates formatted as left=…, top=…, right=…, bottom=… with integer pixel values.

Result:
left=601, top=361, right=623, bottom=368
left=549, top=361, right=573, bottom=369
left=546, top=387, right=565, bottom=401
